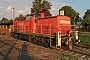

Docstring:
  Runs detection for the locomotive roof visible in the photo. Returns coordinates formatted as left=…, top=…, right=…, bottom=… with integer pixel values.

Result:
left=27, top=11, right=51, bottom=16
left=26, top=11, right=70, bottom=20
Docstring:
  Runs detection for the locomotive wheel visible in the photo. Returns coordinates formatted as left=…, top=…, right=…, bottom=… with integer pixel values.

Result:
left=42, top=38, right=46, bottom=47
left=46, top=39, right=50, bottom=47
left=30, top=36, right=35, bottom=44
left=42, top=38, right=50, bottom=48
left=35, top=37, right=39, bottom=45
left=29, top=35, right=34, bottom=43
left=33, top=37, right=36, bottom=44
left=29, top=35, right=32, bottom=43
left=18, top=34, right=21, bottom=39
left=14, top=34, right=19, bottom=39
left=41, top=38, right=44, bottom=46
left=61, top=40, right=67, bottom=47
left=10, top=32, right=14, bottom=37
left=34, top=37, right=42, bottom=45
left=37, top=37, right=42, bottom=45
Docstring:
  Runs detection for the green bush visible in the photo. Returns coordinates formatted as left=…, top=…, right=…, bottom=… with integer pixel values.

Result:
left=79, top=34, right=90, bottom=46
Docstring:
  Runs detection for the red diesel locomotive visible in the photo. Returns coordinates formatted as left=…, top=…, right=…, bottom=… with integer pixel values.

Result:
left=12, top=11, right=79, bottom=49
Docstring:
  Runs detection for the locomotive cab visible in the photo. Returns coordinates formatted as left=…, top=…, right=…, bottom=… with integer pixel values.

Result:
left=26, top=11, right=51, bottom=20
left=34, top=11, right=51, bottom=18
left=25, top=14, right=32, bottom=20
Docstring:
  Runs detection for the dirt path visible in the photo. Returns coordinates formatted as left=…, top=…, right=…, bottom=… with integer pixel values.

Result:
left=0, top=35, right=63, bottom=60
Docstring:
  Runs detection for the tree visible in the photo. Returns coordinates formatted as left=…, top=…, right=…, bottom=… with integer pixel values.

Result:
left=83, top=9, right=90, bottom=19
left=1, top=17, right=8, bottom=24
left=31, top=0, right=51, bottom=13
left=8, top=19, right=13, bottom=24
left=59, top=6, right=79, bottom=25
left=82, top=9, right=90, bottom=31
left=14, top=14, right=26, bottom=21
left=42, top=0, right=51, bottom=12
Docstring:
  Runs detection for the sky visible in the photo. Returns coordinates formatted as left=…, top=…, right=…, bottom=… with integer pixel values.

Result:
left=0, top=0, right=90, bottom=20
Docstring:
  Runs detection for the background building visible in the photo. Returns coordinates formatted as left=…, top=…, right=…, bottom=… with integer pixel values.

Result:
left=76, top=17, right=83, bottom=29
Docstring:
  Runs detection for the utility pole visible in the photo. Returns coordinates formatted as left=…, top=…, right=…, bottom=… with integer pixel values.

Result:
left=74, top=17, right=76, bottom=25
left=74, top=17, right=76, bottom=30
left=13, top=8, right=15, bottom=21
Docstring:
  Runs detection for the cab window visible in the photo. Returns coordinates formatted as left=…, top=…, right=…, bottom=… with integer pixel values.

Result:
left=26, top=16, right=32, bottom=20
left=35, top=13, right=41, bottom=18
left=44, top=14, right=49, bottom=17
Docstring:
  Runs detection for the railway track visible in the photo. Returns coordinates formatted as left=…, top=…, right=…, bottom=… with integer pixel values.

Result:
left=75, top=43, right=90, bottom=49
left=55, top=44, right=90, bottom=60
left=73, top=44, right=90, bottom=59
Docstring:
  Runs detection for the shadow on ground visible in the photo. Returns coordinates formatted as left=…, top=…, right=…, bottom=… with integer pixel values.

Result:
left=18, top=42, right=33, bottom=60
left=0, top=39, right=34, bottom=60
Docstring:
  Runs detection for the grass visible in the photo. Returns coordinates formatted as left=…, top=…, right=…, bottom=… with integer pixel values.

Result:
left=56, top=51, right=79, bottom=60
left=54, top=54, right=79, bottom=60
left=79, top=34, right=90, bottom=46
left=63, top=54, right=79, bottom=60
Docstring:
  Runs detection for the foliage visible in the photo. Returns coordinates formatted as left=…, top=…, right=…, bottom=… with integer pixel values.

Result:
left=14, top=14, right=26, bottom=21
left=0, top=17, right=13, bottom=25
left=1, top=17, right=8, bottom=24
left=8, top=19, right=13, bottom=24
left=81, top=19, right=90, bottom=32
left=83, top=9, right=90, bottom=19
left=82, top=9, right=90, bottom=32
left=59, top=6, right=79, bottom=25
left=79, top=34, right=90, bottom=46
left=31, top=0, right=51, bottom=13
